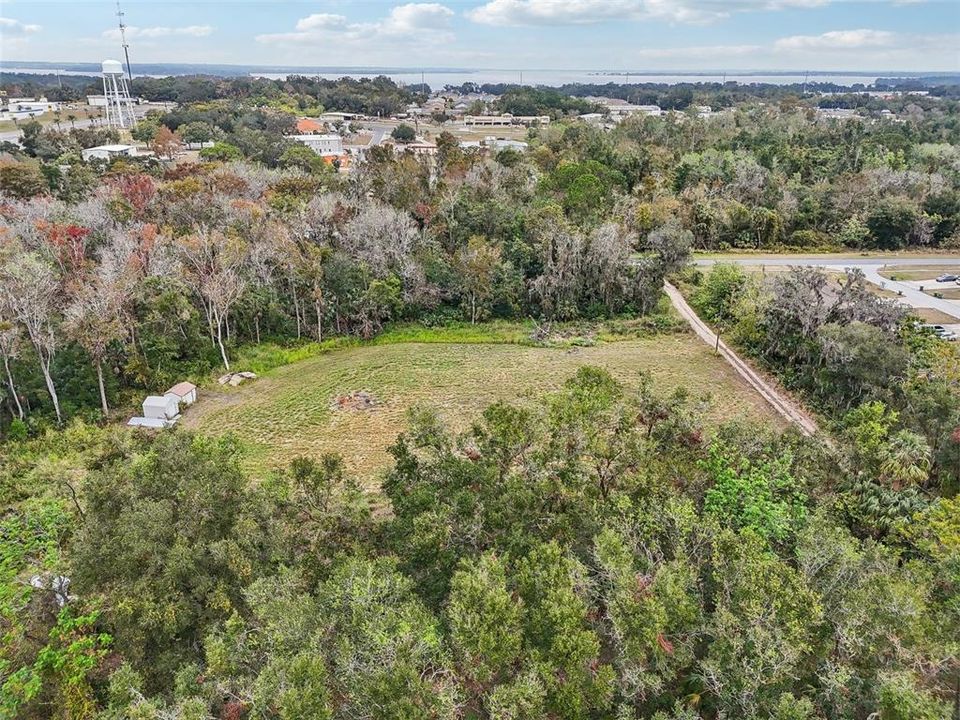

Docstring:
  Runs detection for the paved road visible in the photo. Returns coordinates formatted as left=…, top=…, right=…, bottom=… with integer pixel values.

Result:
left=0, top=105, right=162, bottom=145
left=0, top=116, right=103, bottom=145
left=695, top=254, right=960, bottom=323
left=664, top=281, right=819, bottom=436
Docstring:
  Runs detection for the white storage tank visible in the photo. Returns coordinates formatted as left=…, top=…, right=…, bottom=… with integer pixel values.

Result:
left=102, top=59, right=124, bottom=76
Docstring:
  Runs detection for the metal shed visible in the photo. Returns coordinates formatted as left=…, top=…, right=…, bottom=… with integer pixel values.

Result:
left=143, top=395, right=180, bottom=420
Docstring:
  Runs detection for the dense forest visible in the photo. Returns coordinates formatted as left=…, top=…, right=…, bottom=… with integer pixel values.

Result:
left=1, top=76, right=959, bottom=719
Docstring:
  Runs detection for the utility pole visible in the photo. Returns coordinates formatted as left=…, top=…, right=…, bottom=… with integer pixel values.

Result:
left=117, top=0, right=133, bottom=82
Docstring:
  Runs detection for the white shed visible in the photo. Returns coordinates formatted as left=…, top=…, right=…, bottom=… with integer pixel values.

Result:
left=165, top=381, right=198, bottom=407
left=143, top=395, right=180, bottom=420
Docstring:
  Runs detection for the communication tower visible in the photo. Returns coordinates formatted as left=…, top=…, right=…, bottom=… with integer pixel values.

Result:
left=116, top=1, right=133, bottom=81
left=101, top=59, right=136, bottom=129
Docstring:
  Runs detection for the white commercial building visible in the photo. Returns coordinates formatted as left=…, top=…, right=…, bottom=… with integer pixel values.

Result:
left=464, top=113, right=549, bottom=127
left=81, top=144, right=138, bottom=162
left=290, top=134, right=343, bottom=157
left=4, top=97, right=59, bottom=120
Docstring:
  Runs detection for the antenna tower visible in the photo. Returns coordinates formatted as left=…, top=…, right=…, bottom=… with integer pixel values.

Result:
left=116, top=1, right=133, bottom=82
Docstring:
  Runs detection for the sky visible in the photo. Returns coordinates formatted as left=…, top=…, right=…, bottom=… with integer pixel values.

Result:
left=1, top=0, right=959, bottom=72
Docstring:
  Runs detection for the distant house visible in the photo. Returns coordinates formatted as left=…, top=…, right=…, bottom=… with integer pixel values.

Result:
left=401, top=141, right=438, bottom=157
left=464, top=113, right=549, bottom=127
left=142, top=395, right=180, bottom=421
left=165, top=381, right=198, bottom=407
left=816, top=108, right=861, bottom=121
left=289, top=134, right=344, bottom=157
left=317, top=112, right=358, bottom=123
left=81, top=144, right=138, bottom=162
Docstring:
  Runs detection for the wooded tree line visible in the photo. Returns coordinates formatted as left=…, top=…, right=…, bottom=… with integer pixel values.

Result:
left=2, top=367, right=957, bottom=719
left=0, top=149, right=689, bottom=429
left=1, top=88, right=959, bottom=426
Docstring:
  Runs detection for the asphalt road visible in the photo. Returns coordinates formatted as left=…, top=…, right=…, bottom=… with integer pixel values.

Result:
left=695, top=254, right=960, bottom=323
left=0, top=105, right=164, bottom=145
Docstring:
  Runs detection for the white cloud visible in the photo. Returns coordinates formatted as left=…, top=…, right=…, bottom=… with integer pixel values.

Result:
left=258, top=3, right=454, bottom=44
left=0, top=16, right=41, bottom=36
left=466, top=0, right=711, bottom=25
left=622, top=29, right=957, bottom=69
left=774, top=28, right=895, bottom=50
left=102, top=25, right=213, bottom=41
left=466, top=0, right=832, bottom=26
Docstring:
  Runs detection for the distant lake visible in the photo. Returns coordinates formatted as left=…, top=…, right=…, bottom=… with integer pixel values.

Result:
left=251, top=69, right=892, bottom=88
left=1, top=63, right=914, bottom=88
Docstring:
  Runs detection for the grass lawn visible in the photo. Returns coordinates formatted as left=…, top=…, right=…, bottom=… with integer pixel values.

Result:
left=878, top=264, right=960, bottom=281
left=924, top=287, right=960, bottom=300
left=914, top=308, right=960, bottom=324
left=183, top=334, right=782, bottom=484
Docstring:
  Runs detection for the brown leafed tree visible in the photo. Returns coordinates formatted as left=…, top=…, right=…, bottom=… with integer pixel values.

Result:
left=150, top=125, right=183, bottom=161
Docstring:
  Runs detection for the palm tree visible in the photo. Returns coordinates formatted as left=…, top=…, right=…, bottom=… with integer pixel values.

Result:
left=880, top=430, right=931, bottom=490
left=67, top=114, right=77, bottom=129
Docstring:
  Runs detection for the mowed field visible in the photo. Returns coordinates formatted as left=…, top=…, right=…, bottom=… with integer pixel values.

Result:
left=183, top=334, right=783, bottom=484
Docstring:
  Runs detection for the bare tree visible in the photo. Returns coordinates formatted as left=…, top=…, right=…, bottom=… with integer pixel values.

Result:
left=0, top=249, right=64, bottom=423
left=65, top=279, right=124, bottom=416
left=0, top=315, right=24, bottom=420
left=177, top=229, right=248, bottom=370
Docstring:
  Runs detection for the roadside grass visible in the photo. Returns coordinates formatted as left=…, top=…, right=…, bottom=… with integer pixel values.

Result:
left=697, top=250, right=960, bottom=262
left=913, top=308, right=960, bottom=324
left=923, top=287, right=960, bottom=301
left=184, top=333, right=781, bottom=485
left=878, top=265, right=960, bottom=281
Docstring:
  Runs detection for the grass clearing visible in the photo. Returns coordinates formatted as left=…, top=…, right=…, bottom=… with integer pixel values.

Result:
left=184, top=334, right=782, bottom=484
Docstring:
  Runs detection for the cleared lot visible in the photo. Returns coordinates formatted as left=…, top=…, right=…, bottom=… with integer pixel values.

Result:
left=184, top=336, right=782, bottom=483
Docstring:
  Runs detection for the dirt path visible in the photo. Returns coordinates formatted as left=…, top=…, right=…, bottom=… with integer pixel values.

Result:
left=664, top=282, right=819, bottom=436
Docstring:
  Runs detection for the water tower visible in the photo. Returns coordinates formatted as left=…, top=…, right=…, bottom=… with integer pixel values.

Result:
left=101, top=59, right=136, bottom=129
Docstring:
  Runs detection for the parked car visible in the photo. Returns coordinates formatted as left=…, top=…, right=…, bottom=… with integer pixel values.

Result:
left=936, top=274, right=958, bottom=282
left=920, top=323, right=955, bottom=339
left=925, top=324, right=958, bottom=341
